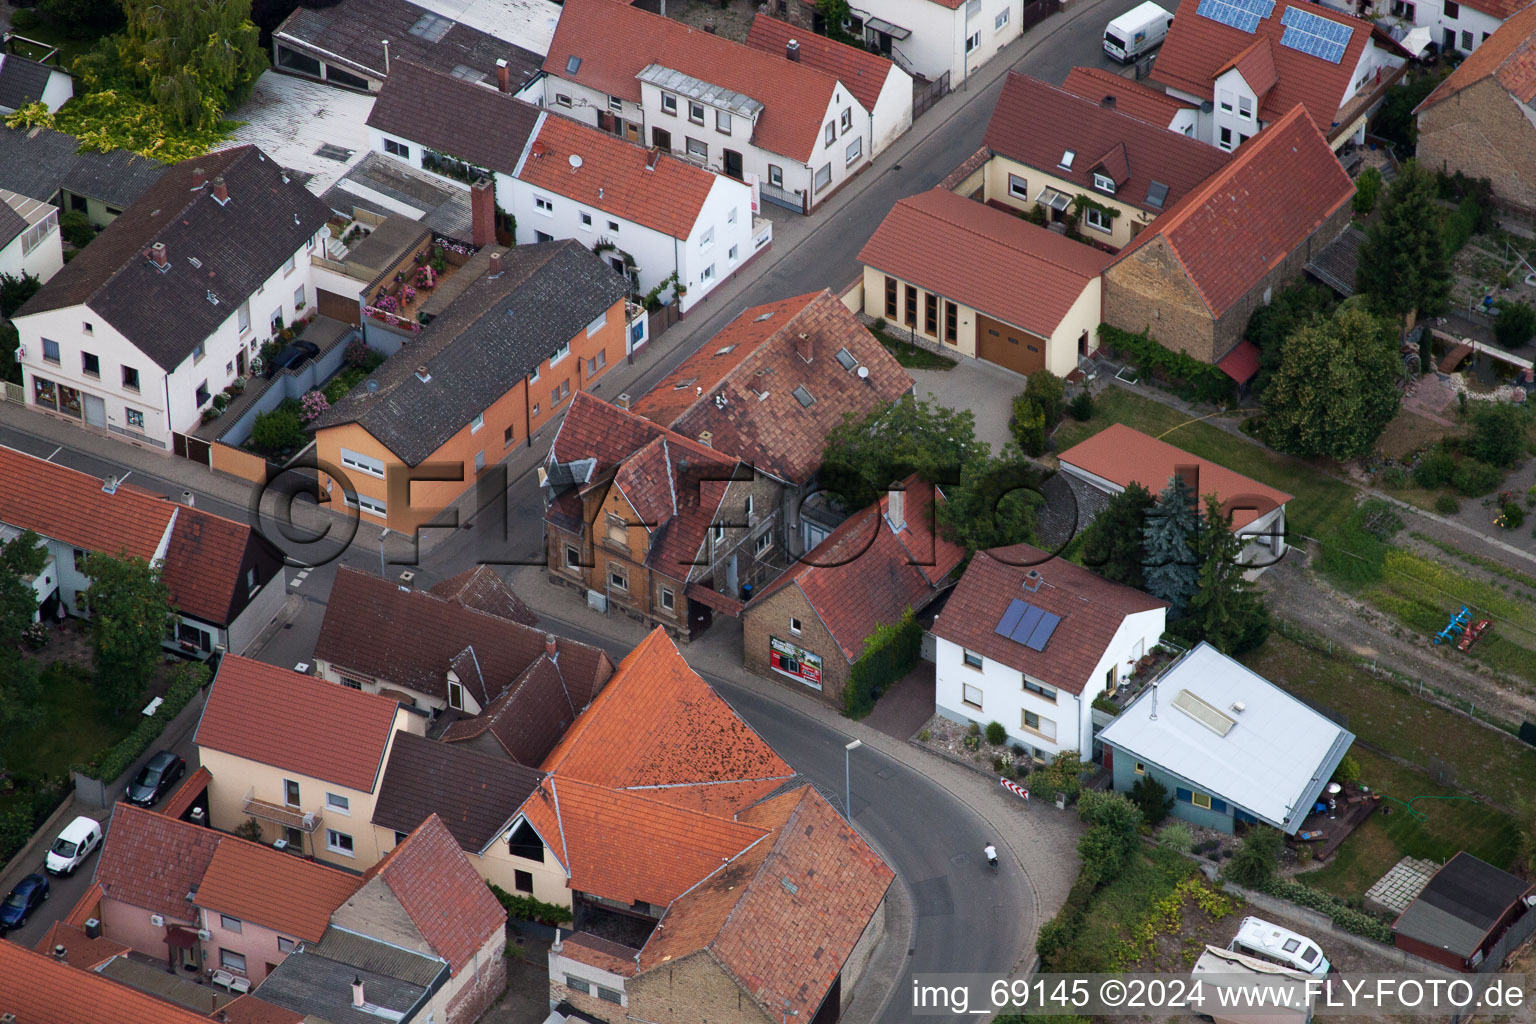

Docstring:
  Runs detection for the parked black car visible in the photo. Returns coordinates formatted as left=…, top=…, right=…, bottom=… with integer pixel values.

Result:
left=264, top=340, right=320, bottom=378
left=125, top=750, right=187, bottom=807
left=0, top=874, right=48, bottom=933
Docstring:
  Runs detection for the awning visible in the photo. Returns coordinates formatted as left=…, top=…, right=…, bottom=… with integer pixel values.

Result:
left=684, top=582, right=747, bottom=617
left=864, top=16, right=911, bottom=39
left=1036, top=187, right=1072, bottom=212
left=1218, top=341, right=1262, bottom=384
left=242, top=796, right=321, bottom=832
left=166, top=927, right=199, bottom=949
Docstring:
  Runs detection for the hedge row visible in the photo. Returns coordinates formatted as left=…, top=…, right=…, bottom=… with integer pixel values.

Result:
left=74, top=661, right=210, bottom=782
left=489, top=883, right=574, bottom=927
left=1098, top=325, right=1236, bottom=404
left=1256, top=878, right=1394, bottom=944
left=1441, top=195, right=1482, bottom=256
left=845, top=608, right=922, bottom=718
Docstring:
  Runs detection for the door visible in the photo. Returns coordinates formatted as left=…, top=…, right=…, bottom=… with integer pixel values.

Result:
left=723, top=149, right=744, bottom=181
left=82, top=393, right=106, bottom=429
left=237, top=349, right=247, bottom=377
left=976, top=314, right=1046, bottom=374
left=623, top=121, right=641, bottom=143
left=652, top=127, right=671, bottom=151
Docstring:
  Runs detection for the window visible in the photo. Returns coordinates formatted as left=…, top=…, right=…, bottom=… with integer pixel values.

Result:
left=689, top=100, right=705, bottom=124
left=340, top=448, right=386, bottom=478
left=884, top=276, right=898, bottom=318
left=1238, top=95, right=1253, bottom=119
left=345, top=493, right=387, bottom=517
left=700, top=226, right=714, bottom=249
left=712, top=523, right=726, bottom=543
left=961, top=649, right=984, bottom=670
left=727, top=207, right=737, bottom=224
left=196, top=381, right=211, bottom=407
left=470, top=412, right=484, bottom=433
left=277, top=937, right=296, bottom=953
left=686, top=136, right=708, bottom=159
left=588, top=350, right=607, bottom=374
left=753, top=529, right=772, bottom=554
left=42, top=338, right=60, bottom=364
left=660, top=586, right=675, bottom=611
left=81, top=352, right=99, bottom=378
left=717, top=109, right=732, bottom=133
left=1022, top=710, right=1055, bottom=740
left=1023, top=679, right=1056, bottom=701
left=555, top=93, right=573, bottom=107
left=824, top=121, right=836, bottom=146
left=514, top=869, right=534, bottom=893
left=609, top=567, right=628, bottom=592
left=701, top=264, right=715, bottom=282
left=995, top=7, right=1010, bottom=27
left=474, top=450, right=485, bottom=472
left=768, top=164, right=783, bottom=187
left=1084, top=206, right=1111, bottom=233
left=1008, top=173, right=1028, bottom=200
left=283, top=780, right=300, bottom=806
left=662, top=92, right=677, bottom=113
left=325, top=829, right=355, bottom=855
left=728, top=244, right=738, bottom=263
left=904, top=283, right=917, bottom=327
left=125, top=408, right=144, bottom=429
left=237, top=302, right=250, bottom=334
left=924, top=292, right=937, bottom=336
left=597, top=987, right=622, bottom=1005
left=845, top=136, right=862, bottom=165
left=1443, top=0, right=1459, bottom=15
left=790, top=617, right=802, bottom=635
left=326, top=793, right=350, bottom=814
left=608, top=94, right=623, bottom=110
left=505, top=425, right=515, bottom=445
left=220, top=915, right=242, bottom=933
left=534, top=195, right=553, bottom=214
left=293, top=284, right=305, bottom=308
left=192, top=341, right=206, bottom=364
left=1092, top=172, right=1115, bottom=194
left=567, top=977, right=592, bottom=996
left=607, top=220, right=619, bottom=232
left=1192, top=791, right=1213, bottom=810
left=339, top=676, right=364, bottom=690
left=1219, top=90, right=1234, bottom=113
left=1461, top=28, right=1473, bottom=49
left=1218, top=126, right=1233, bottom=151
left=565, top=545, right=581, bottom=569
left=962, top=683, right=983, bottom=709
left=944, top=301, right=958, bottom=343
left=1133, top=761, right=1146, bottom=775
left=448, top=680, right=465, bottom=710
left=966, top=31, right=981, bottom=52
left=220, top=950, right=246, bottom=973
left=282, top=255, right=296, bottom=276
left=840, top=108, right=852, bottom=133
left=1058, top=149, right=1075, bottom=170
left=383, top=138, right=409, bottom=158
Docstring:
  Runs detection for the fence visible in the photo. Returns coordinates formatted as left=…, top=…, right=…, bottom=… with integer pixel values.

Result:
left=1450, top=910, right=1536, bottom=1023
left=761, top=180, right=806, bottom=214
left=647, top=301, right=681, bottom=343
left=3, top=381, right=22, bottom=405
left=912, top=71, right=950, bottom=120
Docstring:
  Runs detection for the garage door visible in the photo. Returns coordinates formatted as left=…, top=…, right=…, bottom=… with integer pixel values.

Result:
left=976, top=314, right=1044, bottom=375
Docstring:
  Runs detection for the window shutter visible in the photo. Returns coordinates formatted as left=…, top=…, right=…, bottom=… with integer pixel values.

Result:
left=1175, top=787, right=1192, bottom=803
left=1210, top=797, right=1228, bottom=814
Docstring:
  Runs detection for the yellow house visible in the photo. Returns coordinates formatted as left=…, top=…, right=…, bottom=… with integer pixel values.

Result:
left=859, top=188, right=1108, bottom=378
left=195, top=655, right=427, bottom=870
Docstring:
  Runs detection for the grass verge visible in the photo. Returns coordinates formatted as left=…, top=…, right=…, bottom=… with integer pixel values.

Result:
left=870, top=327, right=957, bottom=370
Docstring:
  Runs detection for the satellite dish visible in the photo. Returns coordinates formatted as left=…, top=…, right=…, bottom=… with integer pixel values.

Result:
left=857, top=366, right=870, bottom=379
left=366, top=379, right=379, bottom=393
left=569, top=154, right=583, bottom=170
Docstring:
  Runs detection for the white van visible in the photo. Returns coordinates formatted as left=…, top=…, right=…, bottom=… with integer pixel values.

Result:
left=45, top=816, right=103, bottom=876
left=1228, top=916, right=1332, bottom=977
left=1104, top=1, right=1173, bottom=63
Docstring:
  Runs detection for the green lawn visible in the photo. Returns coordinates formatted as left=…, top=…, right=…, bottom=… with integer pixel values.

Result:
left=1051, top=388, right=1358, bottom=538
left=1243, top=634, right=1536, bottom=811
left=0, top=661, right=134, bottom=804
left=870, top=328, right=956, bottom=370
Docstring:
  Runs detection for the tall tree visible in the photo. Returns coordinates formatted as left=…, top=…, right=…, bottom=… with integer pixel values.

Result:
left=1356, top=160, right=1453, bottom=325
left=0, top=530, right=47, bottom=647
left=820, top=395, right=987, bottom=510
left=1243, top=282, right=1334, bottom=396
left=1141, top=474, right=1201, bottom=614
left=1079, top=482, right=1154, bottom=587
left=1187, top=497, right=1270, bottom=655
left=1262, top=306, right=1401, bottom=461
left=936, top=451, right=1042, bottom=553
left=82, top=552, right=172, bottom=714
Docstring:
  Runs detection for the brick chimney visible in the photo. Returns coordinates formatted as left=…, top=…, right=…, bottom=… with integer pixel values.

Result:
left=191, top=166, right=207, bottom=189
left=795, top=331, right=813, bottom=362
left=786, top=39, right=800, bottom=61
left=211, top=177, right=229, bottom=204
left=646, top=148, right=662, bottom=171
left=545, top=633, right=557, bottom=658
left=496, top=57, right=511, bottom=93
left=149, top=242, right=168, bottom=268
left=887, top=486, right=904, bottom=532
left=487, top=250, right=504, bottom=277
left=470, top=177, right=496, bottom=248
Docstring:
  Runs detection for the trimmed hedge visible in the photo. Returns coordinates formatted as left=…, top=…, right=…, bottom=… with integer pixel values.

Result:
left=74, top=661, right=209, bottom=782
left=1256, top=878, right=1393, bottom=943
left=844, top=608, right=922, bottom=718
left=489, top=883, right=573, bottom=927
left=1098, top=325, right=1236, bottom=404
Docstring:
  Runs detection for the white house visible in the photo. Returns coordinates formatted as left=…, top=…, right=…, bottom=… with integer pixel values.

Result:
left=511, top=112, right=763, bottom=312
left=13, top=146, right=331, bottom=451
left=0, top=53, right=73, bottom=115
left=541, top=0, right=874, bottom=214
left=931, top=543, right=1168, bottom=761
left=840, top=0, right=1023, bottom=90
left=0, top=188, right=62, bottom=286
left=1371, top=0, right=1509, bottom=55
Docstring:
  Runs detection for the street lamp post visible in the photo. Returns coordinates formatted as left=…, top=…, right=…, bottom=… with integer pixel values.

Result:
left=845, top=739, right=862, bottom=820
left=379, top=528, right=392, bottom=579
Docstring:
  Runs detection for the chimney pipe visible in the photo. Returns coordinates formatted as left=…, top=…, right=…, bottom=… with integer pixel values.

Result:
left=1101, top=94, right=1116, bottom=109
left=353, top=976, right=366, bottom=1008
left=795, top=331, right=813, bottom=362
left=191, top=166, right=207, bottom=189
left=545, top=633, right=557, bottom=658
left=53, top=944, right=67, bottom=961
left=487, top=251, right=503, bottom=277
left=182, top=489, right=195, bottom=507
left=381, top=39, right=390, bottom=76
left=496, top=57, right=510, bottom=93
left=887, top=487, right=904, bottom=532
left=149, top=242, right=167, bottom=268
left=786, top=39, right=800, bottom=61
left=470, top=177, right=496, bottom=248
left=211, top=177, right=229, bottom=204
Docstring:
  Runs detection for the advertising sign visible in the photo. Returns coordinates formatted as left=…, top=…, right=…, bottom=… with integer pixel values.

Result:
left=769, top=635, right=822, bottom=690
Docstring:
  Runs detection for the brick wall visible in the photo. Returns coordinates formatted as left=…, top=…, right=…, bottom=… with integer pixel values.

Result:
left=1418, top=78, right=1536, bottom=215
left=839, top=895, right=887, bottom=1011
left=444, top=929, right=509, bottom=1024
left=742, top=585, right=852, bottom=705
left=627, top=951, right=777, bottom=1024
left=1103, top=235, right=1217, bottom=361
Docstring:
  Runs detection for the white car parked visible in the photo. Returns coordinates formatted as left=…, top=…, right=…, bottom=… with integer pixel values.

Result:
left=45, top=816, right=103, bottom=876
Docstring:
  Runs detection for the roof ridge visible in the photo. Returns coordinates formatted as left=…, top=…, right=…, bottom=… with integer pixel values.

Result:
left=898, top=193, right=1104, bottom=276
left=618, top=773, right=799, bottom=793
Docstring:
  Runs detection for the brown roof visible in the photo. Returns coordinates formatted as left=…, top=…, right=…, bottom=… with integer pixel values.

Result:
left=196, top=655, right=402, bottom=792
left=427, top=565, right=538, bottom=627
left=215, top=995, right=306, bottom=1024
left=984, top=72, right=1229, bottom=214
left=0, top=940, right=214, bottom=1024
left=366, top=59, right=541, bottom=175
left=372, top=731, right=543, bottom=850
left=0, top=445, right=172, bottom=561
left=753, top=476, right=964, bottom=661
left=158, top=765, right=211, bottom=820
left=543, top=0, right=844, bottom=162
left=1418, top=2, right=1536, bottom=110
left=317, top=566, right=611, bottom=710
left=1056, top=422, right=1293, bottom=528
left=637, top=787, right=893, bottom=1021
left=1061, top=66, right=1193, bottom=127
left=161, top=504, right=277, bottom=626
left=193, top=833, right=361, bottom=942
left=370, top=814, right=507, bottom=974
left=34, top=921, right=129, bottom=970
left=517, top=114, right=722, bottom=240
left=95, top=803, right=221, bottom=921
left=744, top=14, right=899, bottom=113
left=561, top=932, right=640, bottom=977
left=1107, top=105, right=1354, bottom=319
left=1153, top=1, right=1400, bottom=131
left=630, top=289, right=913, bottom=484
left=933, top=544, right=1167, bottom=691
left=439, top=654, right=580, bottom=764
left=858, top=189, right=1108, bottom=341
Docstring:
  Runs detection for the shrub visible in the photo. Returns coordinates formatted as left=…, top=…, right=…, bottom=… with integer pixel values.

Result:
left=1026, top=370, right=1066, bottom=427
left=211, top=393, right=228, bottom=413
left=1469, top=402, right=1528, bottom=468
left=1130, top=776, right=1175, bottom=827
left=967, top=721, right=982, bottom=737
left=1413, top=448, right=1457, bottom=489
left=1434, top=494, right=1460, bottom=515
left=232, top=818, right=265, bottom=842
left=845, top=609, right=921, bottom=718
left=918, top=728, right=931, bottom=742
left=1502, top=502, right=1526, bottom=529
left=1496, top=300, right=1536, bottom=349
left=299, top=390, right=330, bottom=426
left=58, top=210, right=97, bottom=249
left=1352, top=166, right=1382, bottom=216
left=249, top=407, right=305, bottom=457
left=488, top=883, right=573, bottom=927
left=1452, top=459, right=1504, bottom=497
left=1068, top=391, right=1094, bottom=421
left=1099, top=324, right=1236, bottom=404
left=1528, top=485, right=1536, bottom=507
left=1223, top=827, right=1282, bottom=888
left=1030, top=752, right=1089, bottom=803
left=0, top=272, right=41, bottom=318
left=75, top=662, right=209, bottom=782
left=985, top=721, right=1007, bottom=746
left=1334, top=754, right=1361, bottom=785
left=1256, top=878, right=1393, bottom=942
left=1441, top=193, right=1483, bottom=256
left=1011, top=394, right=1046, bottom=456
left=1156, top=822, right=1194, bottom=854
left=1382, top=466, right=1406, bottom=488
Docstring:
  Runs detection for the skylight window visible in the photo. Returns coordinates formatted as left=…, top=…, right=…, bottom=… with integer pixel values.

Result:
left=792, top=386, right=815, bottom=407
left=566, top=55, right=583, bottom=74
left=834, top=347, right=857, bottom=371
left=716, top=344, right=737, bottom=355
left=1146, top=181, right=1170, bottom=210
left=672, top=377, right=699, bottom=390
left=407, top=11, right=452, bottom=41
left=1058, top=150, right=1075, bottom=170
left=753, top=311, right=775, bottom=322
left=1171, top=689, right=1236, bottom=737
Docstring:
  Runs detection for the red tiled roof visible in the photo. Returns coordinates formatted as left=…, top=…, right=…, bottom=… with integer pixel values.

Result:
left=0, top=940, right=214, bottom=1024
left=1061, top=66, right=1194, bottom=127
left=34, top=921, right=130, bottom=969
left=1108, top=106, right=1353, bottom=318
left=372, top=814, right=506, bottom=974
left=216, top=995, right=306, bottom=1024
left=158, top=765, right=211, bottom=820
left=427, top=565, right=538, bottom=627
left=0, top=446, right=173, bottom=561
left=630, top=289, right=913, bottom=484
left=1418, top=2, right=1536, bottom=110
left=196, top=654, right=402, bottom=792
left=1056, top=422, right=1293, bottom=528
left=95, top=803, right=221, bottom=921
left=543, top=0, right=845, bottom=162
left=194, top=841, right=359, bottom=943
left=744, top=14, right=899, bottom=112
left=160, top=505, right=265, bottom=625
left=1153, top=1, right=1397, bottom=130
left=1217, top=339, right=1262, bottom=383
left=858, top=189, right=1107, bottom=341
left=753, top=476, right=964, bottom=662
left=518, top=114, right=721, bottom=240
left=562, top=932, right=639, bottom=977
left=933, top=544, right=1167, bottom=690
left=984, top=72, right=1229, bottom=214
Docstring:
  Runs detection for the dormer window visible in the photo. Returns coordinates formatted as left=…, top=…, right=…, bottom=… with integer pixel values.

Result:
left=1092, top=172, right=1116, bottom=195
left=1058, top=150, right=1075, bottom=170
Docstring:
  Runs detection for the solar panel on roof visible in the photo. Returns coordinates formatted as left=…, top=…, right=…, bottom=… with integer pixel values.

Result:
left=1015, top=604, right=1046, bottom=642
left=1195, top=0, right=1275, bottom=33
left=994, top=599, right=1061, bottom=650
left=1024, top=612, right=1061, bottom=652
left=994, top=599, right=1028, bottom=640
left=1278, top=5, right=1350, bottom=62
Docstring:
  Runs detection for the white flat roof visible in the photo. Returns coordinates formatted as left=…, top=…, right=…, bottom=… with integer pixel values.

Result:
left=410, top=0, right=560, bottom=55
left=215, top=71, right=376, bottom=197
left=1098, top=642, right=1353, bottom=833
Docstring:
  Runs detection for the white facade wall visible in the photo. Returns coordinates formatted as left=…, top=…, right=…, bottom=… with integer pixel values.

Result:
left=869, top=66, right=916, bottom=155
left=16, top=234, right=321, bottom=448
left=0, top=213, right=63, bottom=285
left=858, top=0, right=1021, bottom=86
left=1380, top=0, right=1502, bottom=52
left=543, top=80, right=643, bottom=137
